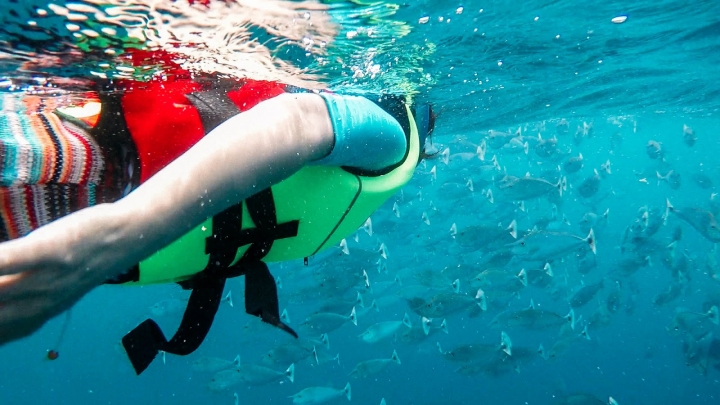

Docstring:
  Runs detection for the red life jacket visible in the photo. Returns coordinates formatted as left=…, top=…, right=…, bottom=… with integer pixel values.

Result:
left=115, top=49, right=288, bottom=182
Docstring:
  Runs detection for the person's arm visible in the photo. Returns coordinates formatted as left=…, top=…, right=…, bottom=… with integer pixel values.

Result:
left=0, top=92, right=334, bottom=344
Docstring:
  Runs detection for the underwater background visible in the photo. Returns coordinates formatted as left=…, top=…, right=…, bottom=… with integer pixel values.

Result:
left=1, top=1, right=720, bottom=404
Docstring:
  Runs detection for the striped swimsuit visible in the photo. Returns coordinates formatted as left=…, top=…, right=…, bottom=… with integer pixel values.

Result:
left=0, top=93, right=124, bottom=241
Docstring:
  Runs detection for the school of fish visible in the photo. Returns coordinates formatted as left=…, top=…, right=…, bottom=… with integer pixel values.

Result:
left=147, top=117, right=720, bottom=405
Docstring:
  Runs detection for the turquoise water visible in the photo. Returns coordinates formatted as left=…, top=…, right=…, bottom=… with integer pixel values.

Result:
left=2, top=1, right=720, bottom=404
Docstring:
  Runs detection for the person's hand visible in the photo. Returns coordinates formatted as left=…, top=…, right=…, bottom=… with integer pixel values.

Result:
left=0, top=204, right=125, bottom=345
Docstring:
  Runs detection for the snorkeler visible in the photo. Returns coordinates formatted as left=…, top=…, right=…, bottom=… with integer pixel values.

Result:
left=0, top=49, right=436, bottom=374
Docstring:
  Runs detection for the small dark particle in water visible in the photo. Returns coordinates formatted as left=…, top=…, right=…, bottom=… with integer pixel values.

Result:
left=47, top=350, right=59, bottom=360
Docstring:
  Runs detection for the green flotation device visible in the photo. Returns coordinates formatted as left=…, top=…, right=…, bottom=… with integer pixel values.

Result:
left=119, top=91, right=421, bottom=375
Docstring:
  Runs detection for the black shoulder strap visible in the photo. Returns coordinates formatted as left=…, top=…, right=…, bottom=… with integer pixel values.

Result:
left=121, top=90, right=301, bottom=374
left=185, top=90, right=242, bottom=133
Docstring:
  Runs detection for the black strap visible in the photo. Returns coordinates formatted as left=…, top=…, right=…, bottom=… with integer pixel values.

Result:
left=244, top=261, right=298, bottom=338
left=186, top=90, right=242, bottom=133
left=123, top=188, right=300, bottom=374
left=122, top=277, right=226, bottom=375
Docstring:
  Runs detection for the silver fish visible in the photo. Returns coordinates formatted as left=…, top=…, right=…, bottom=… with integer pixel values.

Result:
left=646, top=140, right=664, bottom=159
left=563, top=153, right=584, bottom=173
left=653, top=282, right=684, bottom=307
left=397, top=317, right=448, bottom=344
left=547, top=325, right=591, bottom=359
left=552, top=394, right=617, bottom=405
left=534, top=135, right=558, bottom=158
left=437, top=331, right=513, bottom=363
left=192, top=355, right=240, bottom=373
left=454, top=220, right=518, bottom=252
left=497, top=175, right=566, bottom=201
left=262, top=338, right=320, bottom=366
left=569, top=280, right=605, bottom=309
left=301, top=307, right=357, bottom=334
left=669, top=306, right=719, bottom=340
left=312, top=346, right=340, bottom=366
left=683, top=124, right=697, bottom=147
left=349, top=350, right=401, bottom=379
left=472, top=269, right=527, bottom=297
left=508, top=229, right=595, bottom=262
left=359, top=313, right=412, bottom=344
left=657, top=170, right=681, bottom=190
left=208, top=363, right=294, bottom=391
left=289, top=383, right=351, bottom=404
left=666, top=199, right=720, bottom=243
left=577, top=169, right=601, bottom=198
left=415, top=289, right=486, bottom=318
left=487, top=129, right=521, bottom=149
left=490, top=302, right=574, bottom=331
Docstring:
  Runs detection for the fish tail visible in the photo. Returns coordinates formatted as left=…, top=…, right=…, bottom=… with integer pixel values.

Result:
left=566, top=309, right=576, bottom=330
left=402, top=312, right=413, bottom=329
left=544, top=263, right=554, bottom=277
left=281, top=308, right=291, bottom=324
left=313, top=346, right=320, bottom=365
left=586, top=228, right=597, bottom=254
left=422, top=317, right=432, bottom=336
left=507, top=219, right=518, bottom=239
left=440, top=319, right=449, bottom=334
left=538, top=344, right=547, bottom=360
left=476, top=289, right=488, bottom=311
left=707, top=306, right=719, bottom=325
left=517, top=269, right=528, bottom=287
left=349, top=307, right=358, bottom=326
left=286, top=363, right=295, bottom=383
left=664, top=198, right=674, bottom=224
left=580, top=325, right=591, bottom=340
left=343, top=383, right=352, bottom=401
left=223, top=290, right=234, bottom=307
left=391, top=350, right=401, bottom=365
left=557, top=176, right=567, bottom=197
left=356, top=292, right=365, bottom=308
left=501, top=331, right=513, bottom=356
left=437, top=342, right=446, bottom=355
left=477, top=140, right=486, bottom=161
